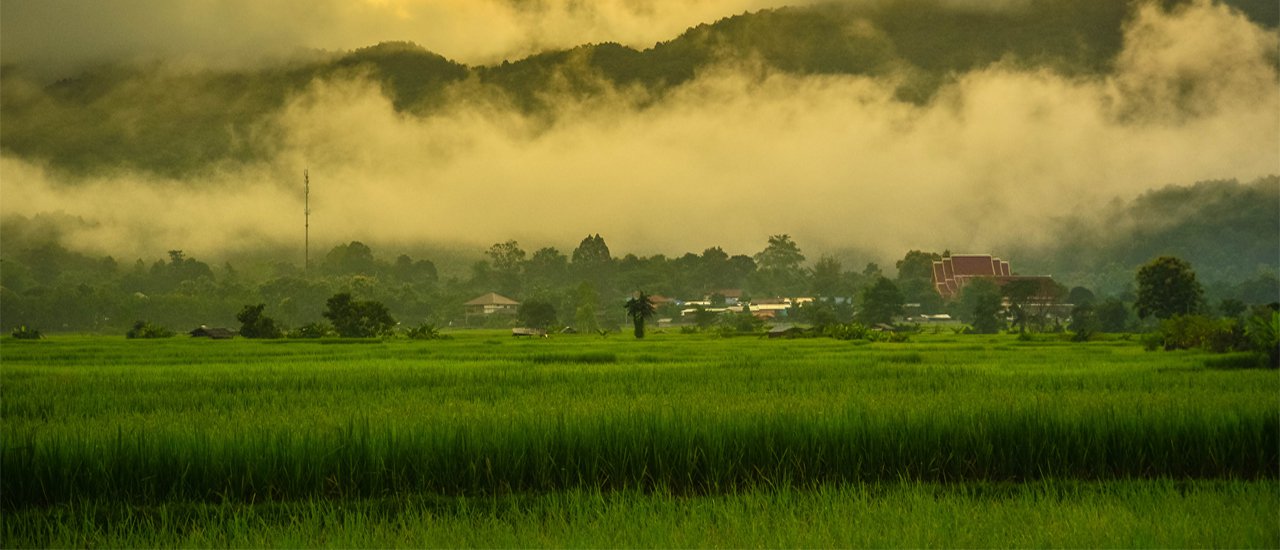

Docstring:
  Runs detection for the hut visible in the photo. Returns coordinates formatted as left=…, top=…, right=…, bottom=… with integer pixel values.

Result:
left=189, top=325, right=236, bottom=339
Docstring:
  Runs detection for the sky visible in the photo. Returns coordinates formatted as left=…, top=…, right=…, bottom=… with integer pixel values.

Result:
left=1, top=0, right=1277, bottom=264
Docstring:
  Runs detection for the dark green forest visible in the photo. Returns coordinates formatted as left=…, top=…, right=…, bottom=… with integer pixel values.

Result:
left=1, top=177, right=1275, bottom=334
left=2, top=0, right=1276, bottom=177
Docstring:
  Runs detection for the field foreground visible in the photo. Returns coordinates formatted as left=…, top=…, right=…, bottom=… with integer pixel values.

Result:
left=2, top=332, right=1277, bottom=547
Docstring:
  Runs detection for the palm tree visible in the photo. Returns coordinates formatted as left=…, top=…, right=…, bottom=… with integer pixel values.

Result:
left=624, top=290, right=657, bottom=339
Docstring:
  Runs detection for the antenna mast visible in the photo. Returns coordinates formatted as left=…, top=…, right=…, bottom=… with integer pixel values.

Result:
left=304, top=169, right=310, bottom=276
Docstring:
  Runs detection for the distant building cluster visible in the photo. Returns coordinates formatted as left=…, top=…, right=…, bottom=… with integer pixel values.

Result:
left=931, top=254, right=1055, bottom=299
left=461, top=252, right=1062, bottom=330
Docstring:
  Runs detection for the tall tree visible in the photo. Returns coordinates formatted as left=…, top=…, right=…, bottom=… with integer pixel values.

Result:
left=623, top=290, right=657, bottom=339
left=895, top=250, right=943, bottom=313
left=1096, top=298, right=1131, bottom=332
left=525, top=247, right=569, bottom=292
left=1135, top=256, right=1204, bottom=319
left=323, top=242, right=377, bottom=276
left=752, top=234, right=806, bottom=296
left=1068, top=302, right=1099, bottom=342
left=961, top=278, right=1004, bottom=334
left=571, top=234, right=615, bottom=291
left=575, top=281, right=601, bottom=333
left=857, top=277, right=904, bottom=325
left=571, top=234, right=612, bottom=265
left=1002, top=279, right=1043, bottom=334
left=810, top=255, right=848, bottom=298
left=322, top=293, right=397, bottom=338
left=236, top=303, right=283, bottom=339
left=517, top=299, right=558, bottom=330
left=486, top=240, right=526, bottom=296
left=895, top=250, right=941, bottom=282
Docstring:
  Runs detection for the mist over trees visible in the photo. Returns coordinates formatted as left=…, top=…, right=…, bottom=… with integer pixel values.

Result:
left=2, top=177, right=1276, bottom=335
left=1, top=178, right=1276, bottom=334
left=0, top=1, right=1276, bottom=336
left=1012, top=177, right=1280, bottom=297
left=2, top=0, right=1274, bottom=179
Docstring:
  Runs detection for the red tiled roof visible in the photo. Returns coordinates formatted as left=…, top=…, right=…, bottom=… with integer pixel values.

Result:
left=950, top=255, right=998, bottom=276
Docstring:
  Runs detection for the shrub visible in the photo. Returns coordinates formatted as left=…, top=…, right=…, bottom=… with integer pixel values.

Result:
left=126, top=320, right=174, bottom=339
left=405, top=323, right=450, bottom=340
left=1069, top=303, right=1099, bottom=342
left=323, top=293, right=397, bottom=338
left=824, top=323, right=871, bottom=341
left=288, top=322, right=335, bottom=339
left=1148, top=315, right=1248, bottom=353
left=716, top=311, right=763, bottom=337
left=10, top=325, right=42, bottom=339
left=1245, top=311, right=1279, bottom=369
left=236, top=304, right=284, bottom=339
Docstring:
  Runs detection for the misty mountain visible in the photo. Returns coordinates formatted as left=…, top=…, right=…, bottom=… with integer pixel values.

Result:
left=1014, top=176, right=1279, bottom=293
left=2, top=0, right=1275, bottom=178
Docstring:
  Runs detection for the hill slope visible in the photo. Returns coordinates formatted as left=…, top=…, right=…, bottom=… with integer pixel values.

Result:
left=3, top=0, right=1274, bottom=178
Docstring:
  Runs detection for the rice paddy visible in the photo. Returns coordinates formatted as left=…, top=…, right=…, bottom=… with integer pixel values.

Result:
left=2, top=332, right=1276, bottom=547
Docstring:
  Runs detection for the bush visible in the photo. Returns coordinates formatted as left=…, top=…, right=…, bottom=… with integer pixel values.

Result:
left=126, top=320, right=174, bottom=339
left=322, top=293, right=397, bottom=338
left=1245, top=311, right=1279, bottom=369
left=1069, top=303, right=1099, bottom=342
left=517, top=300, right=557, bottom=330
left=405, top=323, right=450, bottom=340
left=288, top=322, right=335, bottom=339
left=237, top=304, right=284, bottom=339
left=10, top=325, right=42, bottom=339
left=716, top=311, right=763, bottom=337
left=1144, top=315, right=1250, bottom=354
left=824, top=323, right=871, bottom=341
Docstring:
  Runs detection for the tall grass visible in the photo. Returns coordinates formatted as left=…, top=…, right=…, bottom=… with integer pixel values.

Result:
left=3, top=333, right=1275, bottom=508
left=5, top=481, right=1277, bottom=548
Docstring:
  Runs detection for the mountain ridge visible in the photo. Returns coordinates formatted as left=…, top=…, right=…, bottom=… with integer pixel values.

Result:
left=4, top=0, right=1275, bottom=178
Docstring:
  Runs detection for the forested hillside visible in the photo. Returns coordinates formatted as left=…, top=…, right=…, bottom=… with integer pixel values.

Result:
left=1014, top=176, right=1279, bottom=296
left=2, top=0, right=1275, bottom=177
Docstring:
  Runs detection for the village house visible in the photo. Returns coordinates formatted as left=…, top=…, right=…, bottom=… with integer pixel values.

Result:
left=464, top=292, right=520, bottom=315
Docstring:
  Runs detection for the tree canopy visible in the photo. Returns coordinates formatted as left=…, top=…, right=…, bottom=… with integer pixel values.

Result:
left=1135, top=256, right=1204, bottom=320
left=322, top=293, right=397, bottom=338
left=858, top=277, right=904, bottom=325
left=624, top=291, right=657, bottom=339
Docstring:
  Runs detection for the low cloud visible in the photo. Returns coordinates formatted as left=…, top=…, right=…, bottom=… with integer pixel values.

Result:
left=1, top=1, right=1277, bottom=264
left=1, top=0, right=801, bottom=79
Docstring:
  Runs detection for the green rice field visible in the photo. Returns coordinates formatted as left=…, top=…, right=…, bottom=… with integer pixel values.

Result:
left=2, top=332, right=1277, bottom=547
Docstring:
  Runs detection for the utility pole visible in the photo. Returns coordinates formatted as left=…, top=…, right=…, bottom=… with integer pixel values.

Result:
left=304, top=168, right=310, bottom=277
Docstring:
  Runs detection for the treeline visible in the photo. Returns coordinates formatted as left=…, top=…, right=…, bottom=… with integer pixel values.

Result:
left=2, top=228, right=1276, bottom=337
left=0, top=234, right=855, bottom=334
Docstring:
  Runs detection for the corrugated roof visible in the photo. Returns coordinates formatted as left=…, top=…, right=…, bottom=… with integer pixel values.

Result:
left=464, top=292, right=520, bottom=306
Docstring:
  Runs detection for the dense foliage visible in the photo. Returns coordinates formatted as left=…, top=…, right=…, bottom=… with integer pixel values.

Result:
left=124, top=320, right=174, bottom=339
left=235, top=303, right=283, bottom=339
left=322, top=293, right=397, bottom=338
left=1135, top=256, right=1205, bottom=320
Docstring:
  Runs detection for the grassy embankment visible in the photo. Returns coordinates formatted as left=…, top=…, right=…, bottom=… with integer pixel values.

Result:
left=2, top=332, right=1276, bottom=546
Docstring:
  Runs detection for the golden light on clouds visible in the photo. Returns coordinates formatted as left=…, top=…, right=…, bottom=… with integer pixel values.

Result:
left=0, top=0, right=1276, bottom=262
